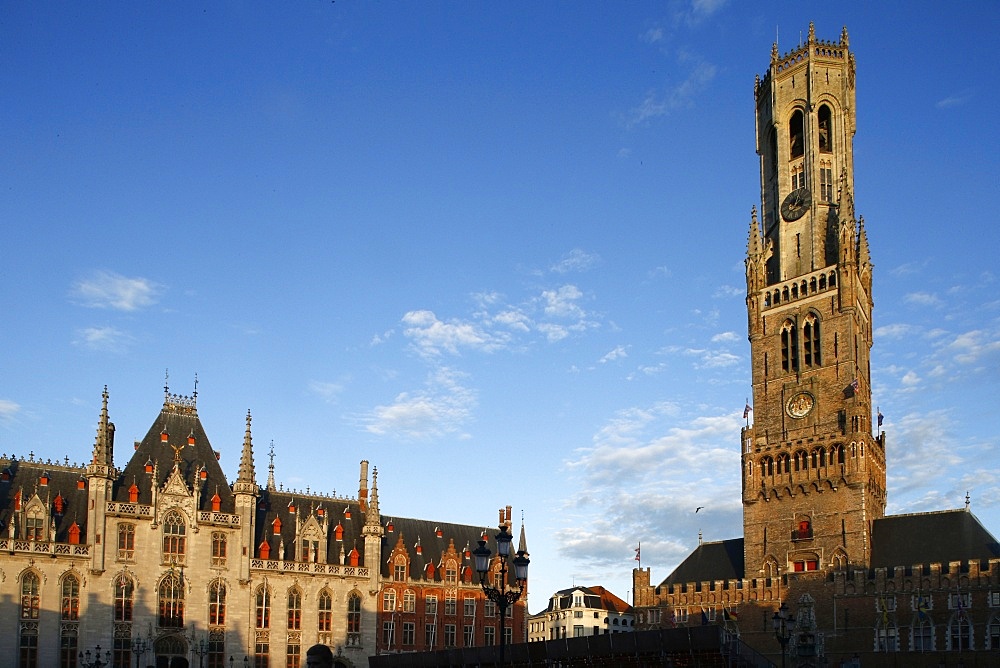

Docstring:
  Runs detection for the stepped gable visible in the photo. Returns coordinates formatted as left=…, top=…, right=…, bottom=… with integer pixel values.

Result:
left=871, top=509, right=1000, bottom=569
left=383, top=516, right=518, bottom=585
left=253, top=488, right=365, bottom=564
left=659, top=538, right=745, bottom=587
left=0, top=455, right=89, bottom=542
left=115, top=390, right=235, bottom=513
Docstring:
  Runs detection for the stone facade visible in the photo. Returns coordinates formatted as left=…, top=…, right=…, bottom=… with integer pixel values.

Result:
left=0, top=386, right=526, bottom=668
left=632, top=24, right=1000, bottom=666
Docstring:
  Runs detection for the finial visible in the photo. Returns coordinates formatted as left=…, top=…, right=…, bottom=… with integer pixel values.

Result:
left=808, top=22, right=815, bottom=44
left=771, top=41, right=779, bottom=64
left=164, top=369, right=170, bottom=398
left=965, top=491, right=971, bottom=510
left=193, top=373, right=198, bottom=399
left=841, top=25, right=850, bottom=47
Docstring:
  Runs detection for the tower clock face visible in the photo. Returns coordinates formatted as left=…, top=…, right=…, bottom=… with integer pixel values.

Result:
left=780, top=187, right=812, bottom=222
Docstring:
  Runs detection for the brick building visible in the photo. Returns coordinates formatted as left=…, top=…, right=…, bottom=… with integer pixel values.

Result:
left=632, top=23, right=1000, bottom=666
left=0, top=385, right=527, bottom=668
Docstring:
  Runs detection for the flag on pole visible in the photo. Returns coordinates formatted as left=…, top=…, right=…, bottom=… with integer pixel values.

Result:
left=634, top=544, right=641, bottom=562
left=917, top=595, right=929, bottom=622
left=743, top=402, right=752, bottom=419
left=877, top=410, right=884, bottom=428
left=851, top=378, right=860, bottom=392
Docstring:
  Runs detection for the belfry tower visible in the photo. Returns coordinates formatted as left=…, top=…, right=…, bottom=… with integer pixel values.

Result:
left=742, top=24, right=885, bottom=578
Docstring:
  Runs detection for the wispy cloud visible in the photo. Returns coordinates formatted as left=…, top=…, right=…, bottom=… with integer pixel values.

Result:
left=551, top=249, right=601, bottom=274
left=402, top=310, right=509, bottom=358
left=71, top=270, right=161, bottom=311
left=0, top=399, right=22, bottom=423
left=308, top=380, right=346, bottom=404
left=599, top=345, right=629, bottom=364
left=73, top=326, right=134, bottom=352
left=936, top=89, right=973, bottom=109
left=904, top=291, right=941, bottom=307
left=361, top=367, right=476, bottom=440
left=629, top=60, right=717, bottom=126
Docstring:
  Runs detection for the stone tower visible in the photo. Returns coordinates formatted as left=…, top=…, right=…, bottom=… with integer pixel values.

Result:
left=742, top=24, right=885, bottom=579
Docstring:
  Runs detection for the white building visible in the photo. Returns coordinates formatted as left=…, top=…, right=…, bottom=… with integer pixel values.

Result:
left=528, top=586, right=633, bottom=642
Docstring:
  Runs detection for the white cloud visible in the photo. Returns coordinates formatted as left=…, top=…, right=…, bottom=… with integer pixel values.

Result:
left=73, top=326, right=134, bottom=352
left=945, top=329, right=1000, bottom=365
left=539, top=285, right=586, bottom=319
left=641, top=27, right=664, bottom=44
left=874, top=323, right=916, bottom=339
left=0, top=399, right=22, bottom=423
left=361, top=367, right=476, bottom=440
left=551, top=249, right=601, bottom=274
left=904, top=291, right=941, bottom=307
left=401, top=310, right=508, bottom=357
left=308, top=380, right=345, bottom=403
left=599, top=345, right=629, bottom=364
left=711, top=331, right=739, bottom=343
left=71, top=270, right=161, bottom=311
left=628, top=61, right=717, bottom=126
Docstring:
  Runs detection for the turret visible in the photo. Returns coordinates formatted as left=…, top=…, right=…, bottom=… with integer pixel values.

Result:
left=86, top=386, right=115, bottom=572
left=233, top=410, right=259, bottom=581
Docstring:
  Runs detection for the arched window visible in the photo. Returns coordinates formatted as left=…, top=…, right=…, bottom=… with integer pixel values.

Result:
left=26, top=506, right=45, bottom=541
left=158, top=571, right=185, bottom=628
left=831, top=550, right=847, bottom=572
left=789, top=110, right=804, bottom=158
left=777, top=454, right=790, bottom=474
left=347, top=592, right=362, bottom=645
left=211, top=532, right=227, bottom=568
left=162, top=511, right=186, bottom=564
left=818, top=105, right=833, bottom=152
left=948, top=613, right=973, bottom=651
left=61, top=574, right=80, bottom=620
left=383, top=589, right=397, bottom=612
left=781, top=321, right=798, bottom=372
left=912, top=617, right=934, bottom=651
left=114, top=574, right=134, bottom=622
left=875, top=624, right=898, bottom=652
left=987, top=615, right=1000, bottom=650
left=803, top=314, right=821, bottom=367
left=209, top=579, right=226, bottom=626
left=318, top=590, right=333, bottom=633
left=21, top=572, right=40, bottom=619
left=287, top=588, right=302, bottom=630
left=255, top=585, right=271, bottom=629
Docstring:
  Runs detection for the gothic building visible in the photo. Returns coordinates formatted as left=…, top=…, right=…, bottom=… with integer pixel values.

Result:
left=633, top=24, right=1000, bottom=665
left=0, top=386, right=528, bottom=668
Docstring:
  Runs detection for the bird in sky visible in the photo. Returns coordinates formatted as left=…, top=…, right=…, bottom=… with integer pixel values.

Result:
left=695, top=506, right=705, bottom=513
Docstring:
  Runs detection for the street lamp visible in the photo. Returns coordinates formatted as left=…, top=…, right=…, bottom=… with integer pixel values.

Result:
left=228, top=657, right=249, bottom=668
left=79, top=645, right=112, bottom=668
left=131, top=635, right=150, bottom=668
left=191, top=635, right=210, bottom=668
left=473, top=520, right=529, bottom=667
left=772, top=601, right=793, bottom=668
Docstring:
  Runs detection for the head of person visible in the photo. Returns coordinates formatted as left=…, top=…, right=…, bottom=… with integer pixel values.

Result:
left=305, top=644, right=334, bottom=668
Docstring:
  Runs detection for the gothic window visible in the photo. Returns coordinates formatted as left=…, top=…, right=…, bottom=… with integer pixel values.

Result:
left=831, top=550, right=848, bottom=571
left=253, top=641, right=269, bottom=667
left=383, top=589, right=397, bottom=612
left=209, top=579, right=226, bottom=626
left=833, top=444, right=845, bottom=465
left=789, top=109, right=804, bottom=158
left=255, top=585, right=271, bottom=629
left=61, top=574, right=80, bottom=621
left=393, top=558, right=407, bottom=581
left=818, top=104, right=833, bottom=152
left=211, top=532, right=227, bottom=567
left=948, top=613, right=973, bottom=650
left=912, top=618, right=934, bottom=651
left=403, top=590, right=416, bottom=613
left=793, top=519, right=812, bottom=541
left=158, top=571, right=185, bottom=628
left=318, top=590, right=332, bottom=633
left=777, top=454, right=790, bottom=474
left=347, top=592, right=362, bottom=644
left=114, top=574, right=134, bottom=622
left=60, top=620, right=79, bottom=668
left=791, top=163, right=806, bottom=191
left=287, top=587, right=302, bottom=630
left=162, top=510, right=186, bottom=564
left=760, top=457, right=774, bottom=477
left=286, top=643, right=300, bottom=668
left=803, top=314, right=821, bottom=367
left=875, top=626, right=898, bottom=652
left=987, top=615, right=1000, bottom=650
left=21, top=572, right=40, bottom=619
left=781, top=321, right=798, bottom=372
left=118, top=523, right=135, bottom=561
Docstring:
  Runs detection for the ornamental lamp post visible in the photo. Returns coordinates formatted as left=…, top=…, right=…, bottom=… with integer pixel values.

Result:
left=79, top=645, right=112, bottom=668
left=473, top=520, right=529, bottom=667
left=772, top=601, right=793, bottom=668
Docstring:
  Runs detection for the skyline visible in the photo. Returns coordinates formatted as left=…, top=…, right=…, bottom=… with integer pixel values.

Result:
left=3, top=1, right=999, bottom=613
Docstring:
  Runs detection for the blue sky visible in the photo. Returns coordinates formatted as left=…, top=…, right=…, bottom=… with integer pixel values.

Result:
left=2, top=1, right=998, bottom=613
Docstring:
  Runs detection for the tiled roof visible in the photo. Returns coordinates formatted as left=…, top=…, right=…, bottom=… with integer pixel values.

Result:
left=871, top=509, right=1000, bottom=569
left=253, top=489, right=366, bottom=564
left=0, top=458, right=90, bottom=542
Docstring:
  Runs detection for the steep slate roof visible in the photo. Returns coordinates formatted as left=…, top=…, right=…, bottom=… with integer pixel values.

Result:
left=0, top=457, right=91, bottom=542
left=871, top=509, right=1000, bottom=568
left=383, top=516, right=525, bottom=587
left=115, top=392, right=236, bottom=513
left=658, top=538, right=745, bottom=587
left=254, top=489, right=366, bottom=564
left=545, top=586, right=632, bottom=614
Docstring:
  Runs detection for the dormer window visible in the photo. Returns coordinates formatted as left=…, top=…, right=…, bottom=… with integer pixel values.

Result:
left=335, top=523, right=344, bottom=541
left=287, top=501, right=296, bottom=514
left=343, top=507, right=352, bottom=520
left=128, top=483, right=139, bottom=503
left=144, top=458, right=154, bottom=474
left=272, top=517, right=282, bottom=535
left=39, top=472, right=49, bottom=486
left=211, top=493, right=221, bottom=512
left=68, top=522, right=81, bottom=545
left=259, top=540, right=271, bottom=560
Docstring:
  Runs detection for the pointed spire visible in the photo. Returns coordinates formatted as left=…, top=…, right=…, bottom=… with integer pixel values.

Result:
left=92, top=386, right=111, bottom=466
left=517, top=518, right=529, bottom=557
left=840, top=25, right=850, bottom=48
left=266, top=440, right=276, bottom=492
left=367, top=466, right=380, bottom=521
left=233, top=410, right=258, bottom=495
left=807, top=22, right=816, bottom=44
left=857, top=216, right=871, bottom=267
left=747, top=207, right=762, bottom=257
